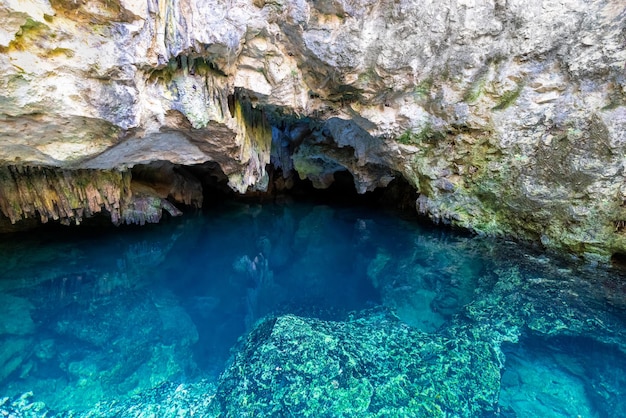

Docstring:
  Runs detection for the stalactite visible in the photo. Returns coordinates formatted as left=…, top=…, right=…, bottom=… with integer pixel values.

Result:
left=229, top=95, right=273, bottom=193
left=0, top=166, right=192, bottom=228
left=120, top=195, right=182, bottom=226
left=0, top=166, right=131, bottom=225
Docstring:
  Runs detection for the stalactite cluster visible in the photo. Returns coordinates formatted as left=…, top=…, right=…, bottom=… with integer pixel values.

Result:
left=0, top=165, right=191, bottom=227
left=227, top=93, right=274, bottom=192
left=0, top=166, right=131, bottom=225
left=120, top=195, right=182, bottom=226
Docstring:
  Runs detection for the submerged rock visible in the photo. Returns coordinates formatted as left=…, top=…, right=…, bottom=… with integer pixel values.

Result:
left=78, top=380, right=218, bottom=418
left=216, top=309, right=502, bottom=417
left=0, top=337, right=33, bottom=384
left=45, top=290, right=199, bottom=411
left=0, top=391, right=49, bottom=418
left=0, top=294, right=36, bottom=336
left=0, top=380, right=218, bottom=418
left=215, top=241, right=626, bottom=417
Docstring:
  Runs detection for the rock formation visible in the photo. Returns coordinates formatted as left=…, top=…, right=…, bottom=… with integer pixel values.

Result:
left=0, top=0, right=624, bottom=259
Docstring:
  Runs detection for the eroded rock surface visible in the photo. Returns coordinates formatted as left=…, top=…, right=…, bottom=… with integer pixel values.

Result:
left=0, top=0, right=625, bottom=257
left=217, top=310, right=502, bottom=417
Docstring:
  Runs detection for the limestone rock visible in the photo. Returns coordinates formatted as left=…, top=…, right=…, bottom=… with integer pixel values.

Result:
left=0, top=0, right=624, bottom=258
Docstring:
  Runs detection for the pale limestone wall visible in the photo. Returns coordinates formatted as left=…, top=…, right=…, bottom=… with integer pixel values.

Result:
left=0, top=0, right=625, bottom=258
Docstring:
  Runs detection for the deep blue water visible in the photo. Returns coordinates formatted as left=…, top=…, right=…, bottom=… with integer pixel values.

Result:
left=0, top=200, right=625, bottom=416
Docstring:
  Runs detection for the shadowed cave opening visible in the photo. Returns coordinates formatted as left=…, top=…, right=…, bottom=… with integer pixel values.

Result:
left=610, top=252, right=626, bottom=270
left=134, top=160, right=420, bottom=220
left=0, top=160, right=419, bottom=236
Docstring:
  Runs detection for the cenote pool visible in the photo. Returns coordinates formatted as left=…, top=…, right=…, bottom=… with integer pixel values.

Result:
left=1, top=200, right=626, bottom=417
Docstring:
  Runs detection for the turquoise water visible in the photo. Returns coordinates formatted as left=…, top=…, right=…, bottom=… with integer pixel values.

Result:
left=0, top=200, right=625, bottom=416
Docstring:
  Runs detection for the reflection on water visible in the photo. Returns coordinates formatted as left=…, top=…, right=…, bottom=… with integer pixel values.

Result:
left=0, top=200, right=624, bottom=416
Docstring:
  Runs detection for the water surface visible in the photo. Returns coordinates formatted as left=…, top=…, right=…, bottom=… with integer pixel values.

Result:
left=0, top=200, right=625, bottom=416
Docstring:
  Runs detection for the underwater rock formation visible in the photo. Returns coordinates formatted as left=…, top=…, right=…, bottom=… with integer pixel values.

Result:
left=215, top=246, right=626, bottom=417
left=0, top=224, right=201, bottom=415
left=0, top=0, right=625, bottom=257
left=217, top=310, right=501, bottom=417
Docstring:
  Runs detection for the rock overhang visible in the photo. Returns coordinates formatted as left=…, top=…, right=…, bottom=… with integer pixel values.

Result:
left=0, top=0, right=625, bottom=260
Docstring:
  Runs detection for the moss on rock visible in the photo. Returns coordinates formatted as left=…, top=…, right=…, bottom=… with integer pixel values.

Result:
left=492, top=84, right=523, bottom=110
left=216, top=310, right=501, bottom=417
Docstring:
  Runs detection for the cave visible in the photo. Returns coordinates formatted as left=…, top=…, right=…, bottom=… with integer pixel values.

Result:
left=128, top=159, right=421, bottom=222
left=611, top=252, right=626, bottom=270
left=1, top=0, right=626, bottom=416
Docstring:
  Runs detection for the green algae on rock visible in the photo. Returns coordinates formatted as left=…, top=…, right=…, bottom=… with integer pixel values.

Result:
left=214, top=230, right=626, bottom=417
left=216, top=309, right=502, bottom=417
left=81, top=380, right=219, bottom=418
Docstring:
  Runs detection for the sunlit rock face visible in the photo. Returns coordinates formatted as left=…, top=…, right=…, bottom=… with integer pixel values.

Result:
left=0, top=0, right=625, bottom=258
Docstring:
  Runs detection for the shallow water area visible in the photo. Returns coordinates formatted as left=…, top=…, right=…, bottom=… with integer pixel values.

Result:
left=0, top=200, right=625, bottom=416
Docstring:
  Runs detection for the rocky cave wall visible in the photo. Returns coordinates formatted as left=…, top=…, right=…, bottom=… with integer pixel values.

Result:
left=0, top=0, right=625, bottom=260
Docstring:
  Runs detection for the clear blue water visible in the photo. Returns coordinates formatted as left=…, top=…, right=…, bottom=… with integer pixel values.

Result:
left=0, top=200, right=625, bottom=416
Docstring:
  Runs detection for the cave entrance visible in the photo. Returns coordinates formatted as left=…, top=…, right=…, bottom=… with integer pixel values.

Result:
left=282, top=169, right=419, bottom=217
left=610, top=252, right=626, bottom=269
left=130, top=161, right=418, bottom=219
